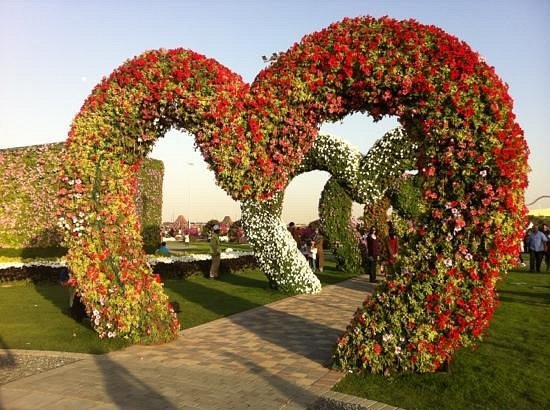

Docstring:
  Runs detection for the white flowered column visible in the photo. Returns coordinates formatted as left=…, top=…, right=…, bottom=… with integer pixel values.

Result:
left=241, top=193, right=321, bottom=294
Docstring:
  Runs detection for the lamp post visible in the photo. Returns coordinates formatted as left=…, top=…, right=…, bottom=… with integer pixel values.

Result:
left=186, top=162, right=194, bottom=230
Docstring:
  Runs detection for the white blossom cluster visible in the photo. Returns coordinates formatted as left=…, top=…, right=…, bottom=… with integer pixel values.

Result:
left=298, top=134, right=361, bottom=187
left=57, top=212, right=90, bottom=237
left=0, top=260, right=66, bottom=269
left=0, top=251, right=254, bottom=271
left=358, top=128, right=417, bottom=206
left=147, top=250, right=254, bottom=265
left=241, top=194, right=321, bottom=294
left=299, top=129, right=416, bottom=207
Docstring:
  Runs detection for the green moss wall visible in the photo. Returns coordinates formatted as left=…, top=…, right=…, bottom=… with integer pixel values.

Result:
left=0, top=143, right=163, bottom=251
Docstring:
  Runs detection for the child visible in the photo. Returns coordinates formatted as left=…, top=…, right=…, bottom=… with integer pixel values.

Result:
left=156, top=241, right=171, bottom=256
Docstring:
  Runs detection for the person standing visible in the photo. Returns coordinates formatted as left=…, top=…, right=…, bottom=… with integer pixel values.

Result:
left=366, top=226, right=380, bottom=283
left=209, top=225, right=222, bottom=279
left=386, top=228, right=399, bottom=275
left=542, top=224, right=550, bottom=272
left=288, top=222, right=302, bottom=248
left=527, top=225, right=548, bottom=273
left=308, top=240, right=318, bottom=270
left=313, top=228, right=325, bottom=272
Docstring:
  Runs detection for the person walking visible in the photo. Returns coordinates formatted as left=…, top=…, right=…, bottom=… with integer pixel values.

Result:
left=527, top=225, right=548, bottom=273
left=209, top=225, right=222, bottom=279
left=366, top=226, right=380, bottom=283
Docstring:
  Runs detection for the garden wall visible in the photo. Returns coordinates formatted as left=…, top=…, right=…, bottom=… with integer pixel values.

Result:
left=0, top=143, right=163, bottom=251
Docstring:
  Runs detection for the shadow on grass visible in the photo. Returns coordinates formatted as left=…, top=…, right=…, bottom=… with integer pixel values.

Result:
left=0, top=335, right=15, bottom=368
left=167, top=276, right=266, bottom=317
left=220, top=270, right=272, bottom=289
left=498, top=289, right=550, bottom=305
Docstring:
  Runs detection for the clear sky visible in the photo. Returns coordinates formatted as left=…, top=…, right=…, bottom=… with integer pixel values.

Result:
left=1, top=0, right=548, bottom=224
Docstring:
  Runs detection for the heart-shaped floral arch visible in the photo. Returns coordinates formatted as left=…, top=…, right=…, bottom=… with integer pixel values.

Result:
left=60, top=16, right=528, bottom=373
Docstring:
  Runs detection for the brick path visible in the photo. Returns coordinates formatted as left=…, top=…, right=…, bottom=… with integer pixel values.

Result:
left=0, top=275, right=398, bottom=409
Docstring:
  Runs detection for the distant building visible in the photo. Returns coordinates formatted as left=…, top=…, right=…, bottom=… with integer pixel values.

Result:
left=221, top=215, right=233, bottom=226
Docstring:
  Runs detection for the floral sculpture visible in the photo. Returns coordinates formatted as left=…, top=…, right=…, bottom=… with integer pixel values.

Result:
left=242, top=129, right=415, bottom=291
left=61, top=14, right=528, bottom=376
left=309, top=129, right=416, bottom=274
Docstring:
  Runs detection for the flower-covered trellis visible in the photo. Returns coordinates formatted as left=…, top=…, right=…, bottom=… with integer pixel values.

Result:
left=241, top=194, right=321, bottom=294
left=242, top=129, right=416, bottom=292
left=60, top=14, right=528, bottom=375
left=248, top=16, right=527, bottom=373
left=60, top=50, right=251, bottom=342
left=307, top=129, right=416, bottom=274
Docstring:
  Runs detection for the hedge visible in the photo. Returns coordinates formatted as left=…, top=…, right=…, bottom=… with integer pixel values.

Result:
left=0, top=142, right=163, bottom=251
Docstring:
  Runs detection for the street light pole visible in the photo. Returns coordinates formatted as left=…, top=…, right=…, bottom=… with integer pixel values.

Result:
left=186, top=162, right=194, bottom=228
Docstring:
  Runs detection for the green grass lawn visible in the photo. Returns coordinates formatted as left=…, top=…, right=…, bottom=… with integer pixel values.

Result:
left=0, top=260, right=355, bottom=354
left=164, top=240, right=252, bottom=255
left=333, top=270, right=550, bottom=409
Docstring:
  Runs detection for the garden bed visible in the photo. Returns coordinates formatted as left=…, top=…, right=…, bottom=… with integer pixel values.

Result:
left=0, top=252, right=257, bottom=282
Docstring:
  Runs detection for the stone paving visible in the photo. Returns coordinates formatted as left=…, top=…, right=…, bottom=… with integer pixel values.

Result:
left=0, top=275, right=399, bottom=409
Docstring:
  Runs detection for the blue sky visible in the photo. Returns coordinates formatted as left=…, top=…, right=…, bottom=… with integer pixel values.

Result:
left=1, top=0, right=548, bottom=223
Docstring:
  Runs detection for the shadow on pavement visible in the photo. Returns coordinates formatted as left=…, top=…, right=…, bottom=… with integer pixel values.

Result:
left=0, top=335, right=16, bottom=368
left=94, top=354, right=177, bottom=409
left=172, top=278, right=352, bottom=364
left=0, top=335, right=16, bottom=408
left=229, top=306, right=343, bottom=364
left=221, top=350, right=320, bottom=408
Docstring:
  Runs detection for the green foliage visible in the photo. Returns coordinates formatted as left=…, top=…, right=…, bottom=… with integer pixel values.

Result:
left=202, top=219, right=220, bottom=237
left=0, top=247, right=67, bottom=259
left=136, top=158, right=164, bottom=251
left=319, top=178, right=362, bottom=274
left=390, top=176, right=426, bottom=220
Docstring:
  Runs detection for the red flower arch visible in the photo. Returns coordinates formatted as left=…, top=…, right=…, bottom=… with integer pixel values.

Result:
left=248, top=16, right=528, bottom=373
left=60, top=16, right=528, bottom=373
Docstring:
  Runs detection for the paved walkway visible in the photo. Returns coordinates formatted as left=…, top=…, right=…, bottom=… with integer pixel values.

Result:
left=1, top=275, right=398, bottom=409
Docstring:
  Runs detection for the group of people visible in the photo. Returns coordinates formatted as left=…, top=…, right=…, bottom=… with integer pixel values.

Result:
left=359, top=225, right=399, bottom=283
left=525, top=223, right=549, bottom=272
left=288, top=222, right=325, bottom=272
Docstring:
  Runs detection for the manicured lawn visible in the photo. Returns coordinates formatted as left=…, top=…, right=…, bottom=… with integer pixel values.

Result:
left=0, top=260, right=355, bottom=354
left=333, top=270, right=550, bottom=409
left=165, top=240, right=252, bottom=255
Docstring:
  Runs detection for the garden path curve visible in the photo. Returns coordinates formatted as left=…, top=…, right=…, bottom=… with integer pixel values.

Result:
left=0, top=275, right=398, bottom=409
